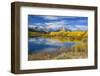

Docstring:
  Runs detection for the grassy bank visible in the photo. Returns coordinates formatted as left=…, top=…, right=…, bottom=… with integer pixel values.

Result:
left=29, top=31, right=87, bottom=42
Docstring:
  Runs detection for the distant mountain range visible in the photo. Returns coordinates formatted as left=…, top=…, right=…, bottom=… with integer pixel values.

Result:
left=28, top=25, right=71, bottom=32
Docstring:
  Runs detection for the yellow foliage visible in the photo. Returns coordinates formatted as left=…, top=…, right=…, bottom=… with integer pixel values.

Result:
left=50, top=31, right=86, bottom=37
left=29, top=31, right=88, bottom=42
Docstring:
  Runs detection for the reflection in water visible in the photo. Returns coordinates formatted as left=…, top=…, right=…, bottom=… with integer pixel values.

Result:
left=28, top=37, right=78, bottom=53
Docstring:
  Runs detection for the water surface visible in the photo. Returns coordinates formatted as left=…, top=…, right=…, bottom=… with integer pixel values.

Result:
left=28, top=37, right=78, bottom=53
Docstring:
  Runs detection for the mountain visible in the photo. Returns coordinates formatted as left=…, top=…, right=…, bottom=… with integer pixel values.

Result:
left=28, top=25, right=49, bottom=33
left=28, top=25, right=71, bottom=32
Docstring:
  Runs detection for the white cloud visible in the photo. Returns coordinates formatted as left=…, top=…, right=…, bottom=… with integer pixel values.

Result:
left=76, top=25, right=88, bottom=31
left=42, top=16, right=59, bottom=20
left=29, top=20, right=88, bottom=31
left=78, top=19, right=87, bottom=22
left=45, top=21, right=67, bottom=30
left=35, top=23, right=43, bottom=25
left=28, top=25, right=36, bottom=28
left=67, top=25, right=88, bottom=31
left=45, top=20, right=67, bottom=26
left=67, top=25, right=77, bottom=31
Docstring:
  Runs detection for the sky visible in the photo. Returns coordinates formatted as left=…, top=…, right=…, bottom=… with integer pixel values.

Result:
left=28, top=15, right=88, bottom=31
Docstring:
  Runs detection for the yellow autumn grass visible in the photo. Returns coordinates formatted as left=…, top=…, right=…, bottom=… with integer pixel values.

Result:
left=29, top=31, right=87, bottom=41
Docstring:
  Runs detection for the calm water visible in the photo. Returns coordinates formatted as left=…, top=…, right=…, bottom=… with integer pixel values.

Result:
left=28, top=37, right=77, bottom=53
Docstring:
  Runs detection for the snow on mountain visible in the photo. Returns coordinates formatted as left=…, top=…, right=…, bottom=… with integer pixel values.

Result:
left=28, top=24, right=87, bottom=32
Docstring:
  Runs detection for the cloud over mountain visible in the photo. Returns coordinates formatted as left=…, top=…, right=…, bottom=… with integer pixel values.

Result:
left=28, top=15, right=88, bottom=32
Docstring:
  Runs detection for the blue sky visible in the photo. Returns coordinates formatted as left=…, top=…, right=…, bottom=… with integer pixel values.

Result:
left=28, top=15, right=88, bottom=31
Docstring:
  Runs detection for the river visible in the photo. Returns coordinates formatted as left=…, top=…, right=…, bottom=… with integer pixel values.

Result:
left=28, top=37, right=78, bottom=54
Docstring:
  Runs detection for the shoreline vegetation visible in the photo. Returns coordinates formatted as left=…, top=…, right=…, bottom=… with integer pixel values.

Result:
left=28, top=30, right=88, bottom=60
